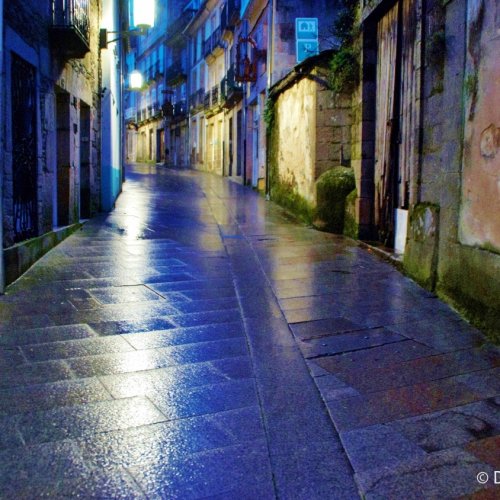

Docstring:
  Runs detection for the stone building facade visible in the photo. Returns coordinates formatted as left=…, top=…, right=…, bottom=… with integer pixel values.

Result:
left=351, top=0, right=500, bottom=337
left=163, top=0, right=191, bottom=168
left=130, top=1, right=170, bottom=164
left=129, top=0, right=339, bottom=190
left=1, top=0, right=124, bottom=287
left=268, top=53, right=351, bottom=210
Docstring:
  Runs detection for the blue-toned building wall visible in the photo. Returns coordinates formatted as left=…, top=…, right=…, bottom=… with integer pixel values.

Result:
left=101, top=0, right=124, bottom=211
left=1, top=0, right=105, bottom=285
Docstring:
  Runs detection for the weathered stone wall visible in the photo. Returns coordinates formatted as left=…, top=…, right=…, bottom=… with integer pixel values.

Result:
left=406, top=0, right=500, bottom=340
left=350, top=23, right=377, bottom=240
left=459, top=0, right=500, bottom=251
left=316, top=81, right=351, bottom=178
left=439, top=0, right=500, bottom=339
left=350, top=0, right=499, bottom=338
left=3, top=0, right=101, bottom=248
left=273, top=75, right=317, bottom=204
left=271, top=67, right=351, bottom=207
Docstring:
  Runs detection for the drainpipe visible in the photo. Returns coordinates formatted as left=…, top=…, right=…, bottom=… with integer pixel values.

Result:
left=266, top=0, right=276, bottom=101
left=264, top=0, right=276, bottom=199
left=0, top=0, right=5, bottom=293
left=242, top=82, right=247, bottom=186
left=119, top=34, right=125, bottom=184
left=242, top=20, right=248, bottom=186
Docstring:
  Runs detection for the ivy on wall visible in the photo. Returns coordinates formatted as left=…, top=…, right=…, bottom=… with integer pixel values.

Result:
left=328, top=0, right=360, bottom=94
left=263, top=96, right=276, bottom=130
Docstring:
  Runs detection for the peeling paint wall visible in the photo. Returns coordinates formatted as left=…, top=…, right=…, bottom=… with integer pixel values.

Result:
left=410, top=0, right=500, bottom=339
left=459, top=0, right=500, bottom=252
left=274, top=76, right=317, bottom=203
left=354, top=0, right=500, bottom=338
left=272, top=67, right=351, bottom=207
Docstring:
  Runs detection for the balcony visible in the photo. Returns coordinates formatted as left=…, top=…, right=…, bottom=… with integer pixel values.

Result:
left=221, top=0, right=241, bottom=35
left=203, top=84, right=222, bottom=116
left=203, top=91, right=211, bottom=109
left=124, top=107, right=136, bottom=122
left=189, top=89, right=205, bottom=113
left=50, top=0, right=90, bottom=58
left=211, top=85, right=219, bottom=105
left=152, top=102, right=162, bottom=119
left=220, top=65, right=243, bottom=108
left=166, top=9, right=197, bottom=47
left=203, top=28, right=223, bottom=61
left=173, top=100, right=187, bottom=120
left=146, top=67, right=156, bottom=85
left=165, top=61, right=187, bottom=86
left=138, top=108, right=147, bottom=123
left=162, top=101, right=174, bottom=118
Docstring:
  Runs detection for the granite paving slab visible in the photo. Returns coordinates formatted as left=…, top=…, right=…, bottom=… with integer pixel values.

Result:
left=1, top=164, right=498, bottom=498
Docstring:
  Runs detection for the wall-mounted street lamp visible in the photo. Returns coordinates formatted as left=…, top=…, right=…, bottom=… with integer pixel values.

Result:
left=133, top=0, right=155, bottom=31
left=99, top=0, right=155, bottom=49
left=129, top=70, right=144, bottom=91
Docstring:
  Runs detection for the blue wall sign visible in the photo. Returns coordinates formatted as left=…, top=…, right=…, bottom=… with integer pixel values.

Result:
left=296, top=18, right=319, bottom=63
left=296, top=18, right=318, bottom=40
left=296, top=40, right=319, bottom=63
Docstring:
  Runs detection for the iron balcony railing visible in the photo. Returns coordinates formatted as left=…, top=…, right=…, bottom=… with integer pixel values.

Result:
left=189, top=89, right=205, bottom=111
left=152, top=102, right=162, bottom=118
left=203, top=90, right=211, bottom=108
left=52, top=0, right=89, bottom=37
left=203, top=84, right=221, bottom=110
left=51, top=0, right=90, bottom=58
left=203, top=27, right=222, bottom=59
left=166, top=9, right=197, bottom=45
left=165, top=61, right=187, bottom=85
left=220, top=65, right=243, bottom=107
left=221, top=0, right=241, bottom=33
left=174, top=100, right=187, bottom=118
left=211, top=85, right=219, bottom=105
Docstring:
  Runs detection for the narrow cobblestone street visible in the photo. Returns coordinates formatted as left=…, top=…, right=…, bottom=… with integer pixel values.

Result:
left=0, top=164, right=498, bottom=498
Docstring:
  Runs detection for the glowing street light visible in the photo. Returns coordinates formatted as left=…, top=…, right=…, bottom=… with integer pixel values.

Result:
left=133, top=0, right=155, bottom=30
left=129, top=70, right=144, bottom=90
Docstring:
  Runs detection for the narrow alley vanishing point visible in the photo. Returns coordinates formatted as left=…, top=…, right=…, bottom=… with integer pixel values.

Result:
left=0, top=165, right=498, bottom=499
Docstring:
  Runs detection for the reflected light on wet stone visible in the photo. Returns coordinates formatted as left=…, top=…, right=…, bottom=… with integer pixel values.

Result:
left=123, top=214, right=145, bottom=240
left=117, top=188, right=153, bottom=240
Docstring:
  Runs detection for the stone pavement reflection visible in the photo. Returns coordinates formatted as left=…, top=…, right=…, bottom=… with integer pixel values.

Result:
left=0, top=164, right=498, bottom=498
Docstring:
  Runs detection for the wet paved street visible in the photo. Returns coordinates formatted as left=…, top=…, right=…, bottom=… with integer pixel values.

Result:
left=0, top=164, right=499, bottom=499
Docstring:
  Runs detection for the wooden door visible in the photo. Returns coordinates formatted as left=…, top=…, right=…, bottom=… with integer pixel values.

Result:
left=375, top=2, right=400, bottom=246
left=374, top=0, right=421, bottom=250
